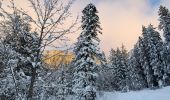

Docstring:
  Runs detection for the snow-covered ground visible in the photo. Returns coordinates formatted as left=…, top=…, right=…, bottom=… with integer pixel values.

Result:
left=97, top=86, right=170, bottom=100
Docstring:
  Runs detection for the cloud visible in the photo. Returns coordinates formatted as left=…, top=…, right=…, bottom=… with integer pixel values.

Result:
left=98, top=0, right=158, bottom=52
left=161, top=0, right=170, bottom=9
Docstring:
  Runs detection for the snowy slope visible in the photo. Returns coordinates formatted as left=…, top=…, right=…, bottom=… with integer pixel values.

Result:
left=97, top=86, right=170, bottom=100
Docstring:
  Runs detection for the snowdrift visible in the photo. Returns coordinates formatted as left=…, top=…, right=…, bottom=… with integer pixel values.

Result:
left=97, top=86, right=170, bottom=100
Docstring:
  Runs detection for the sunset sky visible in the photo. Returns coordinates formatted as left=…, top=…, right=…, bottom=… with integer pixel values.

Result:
left=70, top=0, right=170, bottom=55
left=2, top=0, right=170, bottom=55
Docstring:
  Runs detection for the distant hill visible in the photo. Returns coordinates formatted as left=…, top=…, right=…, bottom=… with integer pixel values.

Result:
left=43, top=50, right=103, bottom=69
left=43, top=50, right=74, bottom=69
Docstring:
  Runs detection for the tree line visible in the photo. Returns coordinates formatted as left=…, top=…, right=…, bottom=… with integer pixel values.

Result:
left=0, top=1, right=170, bottom=100
left=100, top=6, right=170, bottom=92
left=72, top=4, right=170, bottom=100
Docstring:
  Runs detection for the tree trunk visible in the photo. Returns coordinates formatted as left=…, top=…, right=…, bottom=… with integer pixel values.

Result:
left=27, top=67, right=37, bottom=99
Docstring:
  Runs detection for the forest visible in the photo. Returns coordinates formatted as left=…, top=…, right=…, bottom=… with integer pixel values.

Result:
left=0, top=0, right=170, bottom=100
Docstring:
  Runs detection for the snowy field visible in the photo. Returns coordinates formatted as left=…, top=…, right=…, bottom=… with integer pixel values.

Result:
left=96, top=86, right=170, bottom=100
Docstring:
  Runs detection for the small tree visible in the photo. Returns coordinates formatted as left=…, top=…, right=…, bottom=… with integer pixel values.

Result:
left=108, top=47, right=128, bottom=91
left=0, top=42, right=20, bottom=99
left=96, top=49, right=115, bottom=91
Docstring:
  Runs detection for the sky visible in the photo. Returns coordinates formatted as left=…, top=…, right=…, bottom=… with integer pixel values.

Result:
left=1, top=0, right=170, bottom=56
left=69, top=0, right=170, bottom=56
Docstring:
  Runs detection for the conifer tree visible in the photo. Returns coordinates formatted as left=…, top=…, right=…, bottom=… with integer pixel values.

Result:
left=138, top=35, right=154, bottom=88
left=159, top=6, right=170, bottom=44
left=0, top=9, right=40, bottom=98
left=139, top=25, right=165, bottom=88
left=158, top=6, right=170, bottom=85
left=73, top=3, right=102, bottom=100
left=120, top=45, right=129, bottom=91
left=0, top=43, right=20, bottom=99
left=108, top=46, right=128, bottom=91
left=104, top=48, right=118, bottom=91
left=0, top=10, right=39, bottom=77
left=55, top=64, right=71, bottom=100
left=144, top=25, right=164, bottom=87
left=128, top=39, right=148, bottom=90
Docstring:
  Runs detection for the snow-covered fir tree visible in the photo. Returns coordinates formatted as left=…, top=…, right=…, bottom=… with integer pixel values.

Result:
left=0, top=9, right=40, bottom=99
left=139, top=25, right=165, bottom=88
left=108, top=46, right=128, bottom=91
left=73, top=3, right=102, bottom=100
left=0, top=42, right=20, bottom=99
left=108, top=48, right=120, bottom=91
left=54, top=64, right=71, bottom=100
left=158, top=6, right=170, bottom=85
left=138, top=36, right=153, bottom=88
left=108, top=49, right=116, bottom=67
left=1, top=10, right=40, bottom=77
left=146, top=25, right=165, bottom=87
left=96, top=50, right=114, bottom=91
left=128, top=39, right=148, bottom=90
left=144, top=25, right=165, bottom=87
left=120, top=45, right=129, bottom=91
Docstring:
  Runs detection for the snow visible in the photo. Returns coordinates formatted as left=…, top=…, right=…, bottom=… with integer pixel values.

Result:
left=96, top=86, right=170, bottom=100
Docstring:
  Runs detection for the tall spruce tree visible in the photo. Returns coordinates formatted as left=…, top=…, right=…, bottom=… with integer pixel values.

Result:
left=73, top=3, right=102, bottom=100
left=128, top=39, right=148, bottom=90
left=138, top=35, right=153, bottom=88
left=139, top=25, right=165, bottom=88
left=147, top=25, right=165, bottom=87
left=158, top=6, right=170, bottom=85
